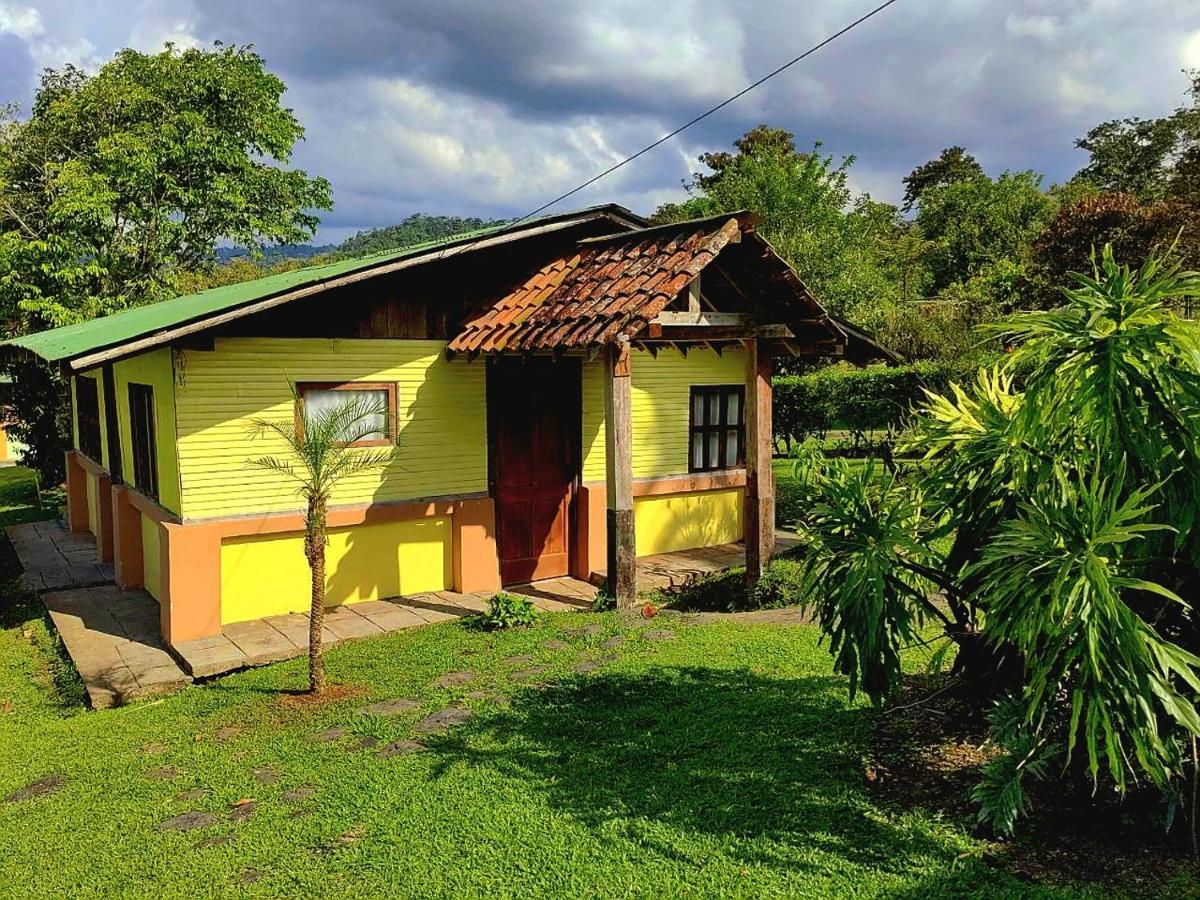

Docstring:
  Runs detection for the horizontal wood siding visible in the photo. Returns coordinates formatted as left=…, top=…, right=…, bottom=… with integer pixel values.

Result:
left=113, top=349, right=182, bottom=515
left=174, top=338, right=487, bottom=519
left=582, top=346, right=747, bottom=482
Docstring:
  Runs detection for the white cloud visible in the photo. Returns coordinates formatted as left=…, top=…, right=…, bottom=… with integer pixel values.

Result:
left=2, top=0, right=1200, bottom=237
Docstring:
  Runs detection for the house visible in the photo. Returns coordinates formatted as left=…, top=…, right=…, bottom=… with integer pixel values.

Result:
left=4, top=205, right=884, bottom=652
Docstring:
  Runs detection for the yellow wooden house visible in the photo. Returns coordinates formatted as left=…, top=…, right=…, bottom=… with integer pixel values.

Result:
left=5, top=206, right=883, bottom=651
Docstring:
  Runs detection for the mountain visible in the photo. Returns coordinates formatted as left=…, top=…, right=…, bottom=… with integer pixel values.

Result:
left=215, top=244, right=336, bottom=263
left=334, top=213, right=508, bottom=258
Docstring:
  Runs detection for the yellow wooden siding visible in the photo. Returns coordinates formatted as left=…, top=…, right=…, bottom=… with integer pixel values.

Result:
left=174, top=338, right=487, bottom=519
left=219, top=517, right=452, bottom=624
left=582, top=346, right=747, bottom=481
left=85, top=471, right=99, bottom=537
left=113, top=349, right=182, bottom=515
left=634, top=487, right=743, bottom=555
left=141, top=513, right=162, bottom=602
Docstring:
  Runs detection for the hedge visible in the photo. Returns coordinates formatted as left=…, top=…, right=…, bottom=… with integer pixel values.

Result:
left=773, top=360, right=982, bottom=447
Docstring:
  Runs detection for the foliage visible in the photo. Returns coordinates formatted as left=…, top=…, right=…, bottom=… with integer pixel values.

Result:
left=0, top=43, right=331, bottom=484
left=0, top=358, right=69, bottom=484
left=172, top=255, right=315, bottom=296
left=901, top=146, right=984, bottom=212
left=793, top=247, right=1200, bottom=834
left=247, top=388, right=393, bottom=693
left=474, top=592, right=541, bottom=630
left=1030, top=192, right=1199, bottom=308
left=333, top=213, right=506, bottom=259
left=915, top=171, right=1056, bottom=292
left=772, top=360, right=981, bottom=447
left=652, top=126, right=903, bottom=325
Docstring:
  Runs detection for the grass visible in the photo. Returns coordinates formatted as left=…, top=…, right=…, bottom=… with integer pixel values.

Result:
left=0, top=466, right=1145, bottom=898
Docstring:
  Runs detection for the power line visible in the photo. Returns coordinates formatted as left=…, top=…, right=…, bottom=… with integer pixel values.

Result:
left=512, top=0, right=904, bottom=224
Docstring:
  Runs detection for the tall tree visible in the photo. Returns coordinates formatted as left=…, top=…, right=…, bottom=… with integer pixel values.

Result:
left=915, top=171, right=1055, bottom=292
left=1073, top=69, right=1200, bottom=201
left=0, top=43, right=332, bottom=481
left=652, top=127, right=903, bottom=328
left=901, top=146, right=984, bottom=212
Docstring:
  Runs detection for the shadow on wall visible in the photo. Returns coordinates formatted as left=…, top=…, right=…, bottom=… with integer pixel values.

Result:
left=425, top=667, right=970, bottom=877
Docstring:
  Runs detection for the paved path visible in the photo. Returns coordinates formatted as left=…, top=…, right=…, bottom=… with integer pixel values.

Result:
left=592, top=530, right=802, bottom=592
left=7, top=521, right=113, bottom=592
left=173, top=581, right=598, bottom=678
left=42, top=585, right=191, bottom=708
left=11, top=518, right=801, bottom=707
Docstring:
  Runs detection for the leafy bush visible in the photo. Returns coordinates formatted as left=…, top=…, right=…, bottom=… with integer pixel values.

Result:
left=475, top=593, right=540, bottom=630
left=794, top=246, right=1200, bottom=835
left=773, top=360, right=988, bottom=449
left=667, top=558, right=809, bottom=613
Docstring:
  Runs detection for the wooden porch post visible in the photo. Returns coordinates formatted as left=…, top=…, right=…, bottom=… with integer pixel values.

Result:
left=744, top=338, right=774, bottom=588
left=605, top=338, right=637, bottom=607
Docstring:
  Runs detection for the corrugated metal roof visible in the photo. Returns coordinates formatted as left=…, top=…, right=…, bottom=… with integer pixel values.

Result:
left=449, top=214, right=747, bottom=353
left=4, top=205, right=641, bottom=365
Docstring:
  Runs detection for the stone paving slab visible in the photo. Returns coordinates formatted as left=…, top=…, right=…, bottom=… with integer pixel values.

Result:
left=591, top=530, right=802, bottom=593
left=42, top=584, right=191, bottom=708
left=7, top=520, right=113, bottom=592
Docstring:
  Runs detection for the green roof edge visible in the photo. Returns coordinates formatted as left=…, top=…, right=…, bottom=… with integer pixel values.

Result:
left=4, top=204, right=640, bottom=365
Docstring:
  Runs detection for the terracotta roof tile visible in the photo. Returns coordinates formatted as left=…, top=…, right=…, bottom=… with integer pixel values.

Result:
left=448, top=215, right=745, bottom=353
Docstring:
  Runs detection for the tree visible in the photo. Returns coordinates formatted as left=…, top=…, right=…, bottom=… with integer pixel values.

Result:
left=334, top=213, right=507, bottom=258
left=0, top=44, right=332, bottom=482
left=1030, top=192, right=1197, bottom=308
left=915, top=171, right=1055, bottom=292
left=794, top=247, right=1200, bottom=835
left=901, top=146, right=984, bottom=212
left=652, top=127, right=903, bottom=328
left=1072, top=69, right=1200, bottom=203
left=248, top=390, right=394, bottom=694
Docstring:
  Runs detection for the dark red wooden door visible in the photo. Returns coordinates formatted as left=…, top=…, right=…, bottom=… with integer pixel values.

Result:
left=490, top=358, right=580, bottom=584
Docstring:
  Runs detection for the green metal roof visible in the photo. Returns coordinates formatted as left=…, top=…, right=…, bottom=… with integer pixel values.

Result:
left=3, top=224, right=509, bottom=365
left=3, top=205, right=642, bottom=367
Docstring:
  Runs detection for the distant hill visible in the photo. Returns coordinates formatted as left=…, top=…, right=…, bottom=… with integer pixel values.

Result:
left=212, top=213, right=509, bottom=269
left=215, top=243, right=336, bottom=263
left=334, top=214, right=508, bottom=258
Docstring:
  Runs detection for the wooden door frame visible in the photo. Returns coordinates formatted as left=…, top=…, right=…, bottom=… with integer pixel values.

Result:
left=485, top=356, right=583, bottom=584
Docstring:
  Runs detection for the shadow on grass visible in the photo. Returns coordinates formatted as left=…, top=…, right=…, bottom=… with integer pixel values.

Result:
left=430, top=666, right=965, bottom=877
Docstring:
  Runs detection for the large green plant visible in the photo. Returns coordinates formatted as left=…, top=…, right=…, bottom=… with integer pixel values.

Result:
left=794, top=246, right=1200, bottom=834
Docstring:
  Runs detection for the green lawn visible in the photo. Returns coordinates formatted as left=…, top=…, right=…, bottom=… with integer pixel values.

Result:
left=0, top=467, right=1108, bottom=898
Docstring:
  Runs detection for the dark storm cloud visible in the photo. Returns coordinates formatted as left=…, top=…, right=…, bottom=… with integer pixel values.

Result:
left=0, top=32, right=33, bottom=103
left=3, top=0, right=1199, bottom=241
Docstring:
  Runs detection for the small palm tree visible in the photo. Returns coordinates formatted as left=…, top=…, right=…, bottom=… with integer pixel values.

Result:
left=247, top=387, right=394, bottom=694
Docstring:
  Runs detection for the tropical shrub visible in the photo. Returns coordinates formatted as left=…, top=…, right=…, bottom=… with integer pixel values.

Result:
left=773, top=360, right=987, bottom=448
left=477, top=593, right=540, bottom=630
left=793, top=246, right=1200, bottom=835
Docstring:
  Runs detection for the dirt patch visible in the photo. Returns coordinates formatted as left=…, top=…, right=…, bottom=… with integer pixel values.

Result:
left=870, top=673, right=1200, bottom=892
left=276, top=682, right=368, bottom=711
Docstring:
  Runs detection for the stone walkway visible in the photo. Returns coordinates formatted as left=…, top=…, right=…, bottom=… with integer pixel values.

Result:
left=10, top=516, right=799, bottom=707
left=593, top=530, right=802, bottom=592
left=173, top=581, right=598, bottom=678
left=7, top=520, right=113, bottom=592
left=42, top=584, right=191, bottom=708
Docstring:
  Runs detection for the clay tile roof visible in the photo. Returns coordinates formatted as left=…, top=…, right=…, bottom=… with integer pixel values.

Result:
left=448, top=214, right=746, bottom=353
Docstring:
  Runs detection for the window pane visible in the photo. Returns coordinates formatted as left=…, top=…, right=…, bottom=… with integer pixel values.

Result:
left=725, top=429, right=739, bottom=466
left=724, top=390, right=740, bottom=425
left=692, top=391, right=704, bottom=425
left=706, top=431, right=719, bottom=468
left=305, top=388, right=389, bottom=442
left=706, top=392, right=720, bottom=425
left=691, top=432, right=704, bottom=469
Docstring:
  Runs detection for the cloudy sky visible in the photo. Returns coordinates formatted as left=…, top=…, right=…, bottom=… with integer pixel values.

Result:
left=2, top=0, right=1199, bottom=244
